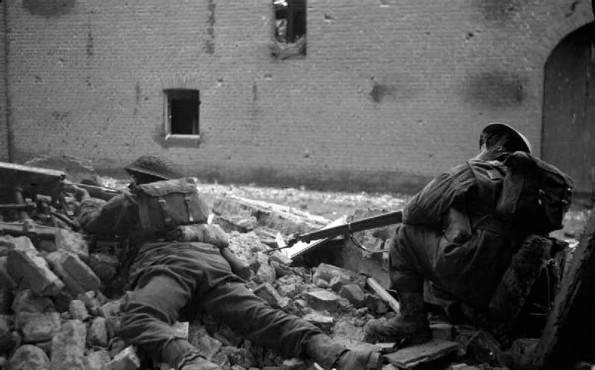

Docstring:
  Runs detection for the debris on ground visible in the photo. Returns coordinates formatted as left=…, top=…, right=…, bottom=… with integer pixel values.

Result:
left=0, top=157, right=593, bottom=370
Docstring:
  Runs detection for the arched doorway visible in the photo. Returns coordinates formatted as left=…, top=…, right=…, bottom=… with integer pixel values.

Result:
left=543, top=22, right=595, bottom=203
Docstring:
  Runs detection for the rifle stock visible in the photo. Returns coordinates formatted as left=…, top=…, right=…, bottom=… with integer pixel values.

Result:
left=287, top=210, right=403, bottom=247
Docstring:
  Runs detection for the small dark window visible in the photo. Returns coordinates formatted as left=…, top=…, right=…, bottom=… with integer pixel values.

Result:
left=165, top=89, right=200, bottom=136
left=272, top=0, right=306, bottom=58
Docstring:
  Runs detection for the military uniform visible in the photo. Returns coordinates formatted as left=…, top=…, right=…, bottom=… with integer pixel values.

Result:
left=79, top=188, right=378, bottom=370
left=391, top=159, right=520, bottom=309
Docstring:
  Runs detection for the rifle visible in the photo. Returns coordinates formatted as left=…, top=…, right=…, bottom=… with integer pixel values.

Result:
left=0, top=161, right=123, bottom=222
left=280, top=210, right=403, bottom=256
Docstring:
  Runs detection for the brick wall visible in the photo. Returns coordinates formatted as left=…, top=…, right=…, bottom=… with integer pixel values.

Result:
left=0, top=2, right=8, bottom=162
left=4, top=0, right=593, bottom=193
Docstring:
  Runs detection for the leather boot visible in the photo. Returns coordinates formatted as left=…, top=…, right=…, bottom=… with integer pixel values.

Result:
left=304, top=334, right=382, bottom=370
left=161, top=338, right=222, bottom=370
left=364, top=292, right=432, bottom=345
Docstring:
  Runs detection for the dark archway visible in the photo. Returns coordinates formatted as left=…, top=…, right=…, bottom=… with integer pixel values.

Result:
left=542, top=22, right=595, bottom=204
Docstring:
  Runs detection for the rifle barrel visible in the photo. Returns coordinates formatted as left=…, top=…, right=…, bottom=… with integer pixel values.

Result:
left=294, top=210, right=403, bottom=244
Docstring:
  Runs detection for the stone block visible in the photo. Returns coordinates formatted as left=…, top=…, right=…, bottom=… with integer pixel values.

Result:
left=277, top=282, right=301, bottom=299
left=54, top=228, right=89, bottom=260
left=17, top=312, right=61, bottom=343
left=11, top=289, right=55, bottom=314
left=172, top=321, right=189, bottom=339
left=7, top=238, right=64, bottom=296
left=69, top=299, right=91, bottom=321
left=304, top=290, right=340, bottom=312
left=254, top=262, right=276, bottom=284
left=45, top=250, right=99, bottom=295
left=84, top=350, right=112, bottom=370
left=77, top=291, right=101, bottom=316
left=313, top=263, right=359, bottom=284
left=339, top=284, right=365, bottom=308
left=253, top=283, right=288, bottom=309
left=87, top=317, right=109, bottom=347
left=8, top=344, right=50, bottom=370
left=103, top=346, right=141, bottom=370
left=50, top=320, right=87, bottom=370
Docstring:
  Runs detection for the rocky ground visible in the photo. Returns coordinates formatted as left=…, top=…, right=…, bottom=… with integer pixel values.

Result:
left=0, top=161, right=590, bottom=370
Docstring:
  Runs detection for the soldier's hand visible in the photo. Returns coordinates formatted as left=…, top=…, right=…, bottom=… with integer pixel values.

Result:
left=72, top=186, right=91, bottom=202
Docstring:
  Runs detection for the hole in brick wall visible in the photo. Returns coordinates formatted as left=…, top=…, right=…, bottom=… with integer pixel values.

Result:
left=164, top=89, right=200, bottom=136
left=271, top=0, right=307, bottom=59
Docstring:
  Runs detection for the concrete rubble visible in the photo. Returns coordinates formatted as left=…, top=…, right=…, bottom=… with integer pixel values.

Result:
left=0, top=165, right=590, bottom=369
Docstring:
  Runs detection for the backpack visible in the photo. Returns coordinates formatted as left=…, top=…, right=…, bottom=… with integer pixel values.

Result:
left=497, top=152, right=574, bottom=235
left=134, top=177, right=210, bottom=234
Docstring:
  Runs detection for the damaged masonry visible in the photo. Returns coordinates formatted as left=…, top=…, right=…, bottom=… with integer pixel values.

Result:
left=0, top=157, right=592, bottom=370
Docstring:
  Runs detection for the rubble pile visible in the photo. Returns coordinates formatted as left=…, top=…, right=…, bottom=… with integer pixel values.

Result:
left=0, top=154, right=586, bottom=370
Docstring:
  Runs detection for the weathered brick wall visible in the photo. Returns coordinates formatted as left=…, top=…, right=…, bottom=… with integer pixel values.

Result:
left=4, top=0, right=593, bottom=192
left=0, top=2, right=8, bottom=162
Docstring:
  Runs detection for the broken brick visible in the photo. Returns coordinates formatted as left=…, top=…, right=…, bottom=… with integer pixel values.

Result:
left=87, top=317, right=109, bottom=347
left=84, top=350, right=112, bottom=370
left=7, top=237, right=64, bottom=296
left=103, top=345, right=141, bottom=370
left=17, top=312, right=61, bottom=343
left=54, top=228, right=89, bottom=260
left=45, top=249, right=100, bottom=295
left=305, top=290, right=340, bottom=312
left=69, top=299, right=91, bottom=321
left=11, top=289, right=55, bottom=314
left=339, top=284, right=365, bottom=309
left=0, top=256, right=17, bottom=290
left=87, top=253, right=119, bottom=282
left=50, top=320, right=87, bottom=370
left=8, top=344, right=51, bottom=370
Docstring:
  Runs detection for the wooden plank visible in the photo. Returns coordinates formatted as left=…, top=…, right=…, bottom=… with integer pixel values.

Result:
left=384, top=339, right=458, bottom=369
left=366, top=277, right=400, bottom=314
left=280, top=215, right=347, bottom=260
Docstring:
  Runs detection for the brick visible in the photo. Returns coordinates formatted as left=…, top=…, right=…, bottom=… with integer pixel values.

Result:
left=8, top=344, right=50, bottom=370
left=69, top=299, right=91, bottom=321
left=188, top=323, right=222, bottom=360
left=84, top=350, right=112, bottom=370
left=6, top=237, right=64, bottom=296
left=11, top=289, right=55, bottom=314
left=304, top=290, right=340, bottom=312
left=17, top=312, right=61, bottom=343
left=50, top=320, right=87, bottom=370
left=54, top=229, right=89, bottom=261
left=45, top=250, right=100, bottom=295
left=87, top=317, right=109, bottom=347
left=338, top=284, right=365, bottom=309
left=302, top=312, right=334, bottom=332
left=103, top=346, right=141, bottom=370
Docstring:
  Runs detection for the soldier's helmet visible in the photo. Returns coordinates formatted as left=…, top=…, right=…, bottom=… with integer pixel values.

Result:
left=124, top=155, right=180, bottom=180
left=479, top=122, right=532, bottom=154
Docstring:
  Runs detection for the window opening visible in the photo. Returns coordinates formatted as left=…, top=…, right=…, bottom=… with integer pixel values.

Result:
left=165, top=89, right=200, bottom=137
left=272, top=0, right=306, bottom=58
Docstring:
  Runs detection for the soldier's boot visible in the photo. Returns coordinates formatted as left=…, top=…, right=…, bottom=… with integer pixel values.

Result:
left=304, top=334, right=382, bottom=370
left=161, top=338, right=222, bottom=370
left=364, top=292, right=432, bottom=345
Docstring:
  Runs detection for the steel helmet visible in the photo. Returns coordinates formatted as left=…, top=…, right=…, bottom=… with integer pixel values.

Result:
left=124, top=155, right=180, bottom=180
left=479, top=122, right=532, bottom=154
